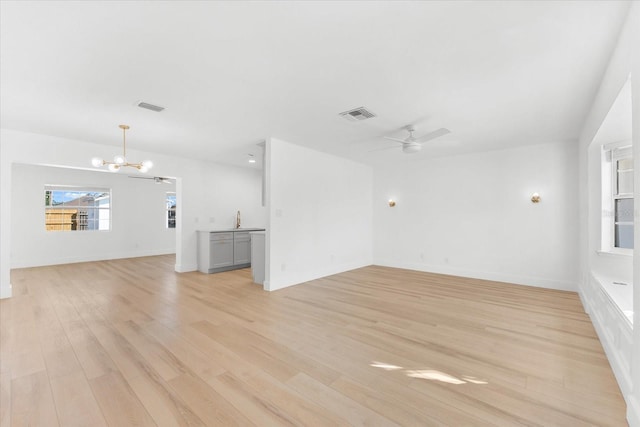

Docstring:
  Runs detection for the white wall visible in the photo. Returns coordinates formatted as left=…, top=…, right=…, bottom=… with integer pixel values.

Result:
left=373, top=141, right=579, bottom=291
left=199, top=164, right=265, bottom=231
left=633, top=9, right=640, bottom=423
left=266, top=138, right=373, bottom=291
left=577, top=4, right=640, bottom=425
left=0, top=129, right=266, bottom=298
left=11, top=164, right=176, bottom=268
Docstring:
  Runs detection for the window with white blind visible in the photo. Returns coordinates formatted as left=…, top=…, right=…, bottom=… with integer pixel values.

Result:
left=44, top=186, right=111, bottom=231
left=602, top=144, right=633, bottom=252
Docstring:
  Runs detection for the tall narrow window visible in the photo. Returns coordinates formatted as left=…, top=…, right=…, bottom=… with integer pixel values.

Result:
left=603, top=144, right=633, bottom=251
left=44, top=186, right=111, bottom=231
left=613, top=149, right=633, bottom=249
left=166, top=192, right=176, bottom=229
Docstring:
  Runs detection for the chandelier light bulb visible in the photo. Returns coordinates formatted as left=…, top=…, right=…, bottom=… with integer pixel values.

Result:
left=142, top=160, right=153, bottom=170
left=107, top=164, right=120, bottom=172
left=91, top=157, right=103, bottom=167
left=114, top=155, right=126, bottom=165
left=139, top=165, right=149, bottom=173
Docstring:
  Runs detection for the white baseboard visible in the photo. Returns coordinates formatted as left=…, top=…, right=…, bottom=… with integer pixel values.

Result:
left=265, top=259, right=576, bottom=292
left=373, top=260, right=578, bottom=292
left=0, top=283, right=12, bottom=299
left=628, top=394, right=640, bottom=427
left=11, top=249, right=176, bottom=269
left=577, top=282, right=590, bottom=314
left=174, top=263, right=197, bottom=273
left=266, top=260, right=371, bottom=292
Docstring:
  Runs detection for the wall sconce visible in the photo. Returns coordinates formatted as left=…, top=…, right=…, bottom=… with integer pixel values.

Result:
left=531, top=193, right=541, bottom=203
left=388, top=199, right=396, bottom=207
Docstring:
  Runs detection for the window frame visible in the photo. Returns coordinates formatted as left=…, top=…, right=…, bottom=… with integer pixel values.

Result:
left=601, top=142, right=633, bottom=255
left=166, top=191, right=176, bottom=229
left=44, top=185, right=111, bottom=232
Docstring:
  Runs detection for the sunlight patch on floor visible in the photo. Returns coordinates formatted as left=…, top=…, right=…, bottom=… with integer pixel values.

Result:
left=370, top=361, right=489, bottom=385
left=369, top=361, right=403, bottom=371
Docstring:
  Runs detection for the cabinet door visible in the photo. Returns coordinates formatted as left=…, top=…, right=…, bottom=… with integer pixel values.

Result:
left=233, top=232, right=251, bottom=265
left=210, top=239, right=234, bottom=269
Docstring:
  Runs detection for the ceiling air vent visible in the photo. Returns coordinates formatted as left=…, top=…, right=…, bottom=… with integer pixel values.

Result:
left=136, top=101, right=165, bottom=112
left=339, top=107, right=376, bottom=122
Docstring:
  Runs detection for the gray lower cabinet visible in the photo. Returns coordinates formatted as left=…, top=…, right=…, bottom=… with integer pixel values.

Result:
left=233, top=232, right=251, bottom=265
left=198, top=229, right=263, bottom=274
left=210, top=232, right=234, bottom=269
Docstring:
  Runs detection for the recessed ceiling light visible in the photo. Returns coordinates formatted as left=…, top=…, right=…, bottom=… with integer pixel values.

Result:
left=248, top=154, right=256, bottom=163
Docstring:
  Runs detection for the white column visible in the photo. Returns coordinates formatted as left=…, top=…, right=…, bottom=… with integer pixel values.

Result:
left=0, top=147, right=12, bottom=299
left=629, top=3, right=640, bottom=424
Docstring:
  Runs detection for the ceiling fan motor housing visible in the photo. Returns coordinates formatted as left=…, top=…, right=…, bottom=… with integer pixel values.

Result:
left=403, top=143, right=421, bottom=154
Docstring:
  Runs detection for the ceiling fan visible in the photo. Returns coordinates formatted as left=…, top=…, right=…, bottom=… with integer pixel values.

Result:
left=376, top=125, right=451, bottom=154
left=128, top=176, right=173, bottom=184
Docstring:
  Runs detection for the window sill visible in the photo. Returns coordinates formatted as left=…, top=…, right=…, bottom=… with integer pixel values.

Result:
left=597, top=249, right=633, bottom=258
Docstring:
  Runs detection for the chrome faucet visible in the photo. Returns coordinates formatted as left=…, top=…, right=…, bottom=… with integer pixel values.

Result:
left=235, top=210, right=241, bottom=229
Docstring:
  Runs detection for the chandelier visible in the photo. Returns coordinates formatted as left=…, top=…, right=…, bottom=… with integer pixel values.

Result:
left=91, top=125, right=153, bottom=172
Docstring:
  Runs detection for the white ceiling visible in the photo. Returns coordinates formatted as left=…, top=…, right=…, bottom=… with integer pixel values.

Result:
left=0, top=1, right=630, bottom=168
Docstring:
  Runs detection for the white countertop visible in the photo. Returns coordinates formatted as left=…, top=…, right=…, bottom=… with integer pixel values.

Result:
left=198, top=228, right=265, bottom=233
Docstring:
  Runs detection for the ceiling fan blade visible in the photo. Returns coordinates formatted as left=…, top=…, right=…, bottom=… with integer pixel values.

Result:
left=383, top=136, right=407, bottom=144
left=415, top=128, right=451, bottom=143
left=128, top=176, right=172, bottom=183
left=368, top=145, right=401, bottom=153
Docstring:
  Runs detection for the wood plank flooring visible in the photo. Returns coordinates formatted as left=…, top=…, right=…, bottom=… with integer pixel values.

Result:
left=0, top=255, right=628, bottom=426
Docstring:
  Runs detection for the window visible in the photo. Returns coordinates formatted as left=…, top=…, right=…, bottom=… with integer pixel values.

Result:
left=602, top=144, right=633, bottom=251
left=44, top=186, right=110, bottom=231
left=166, top=192, right=176, bottom=229
left=614, top=153, right=633, bottom=249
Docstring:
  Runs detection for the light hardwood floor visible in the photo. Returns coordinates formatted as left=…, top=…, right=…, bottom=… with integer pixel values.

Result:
left=0, top=255, right=627, bottom=426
